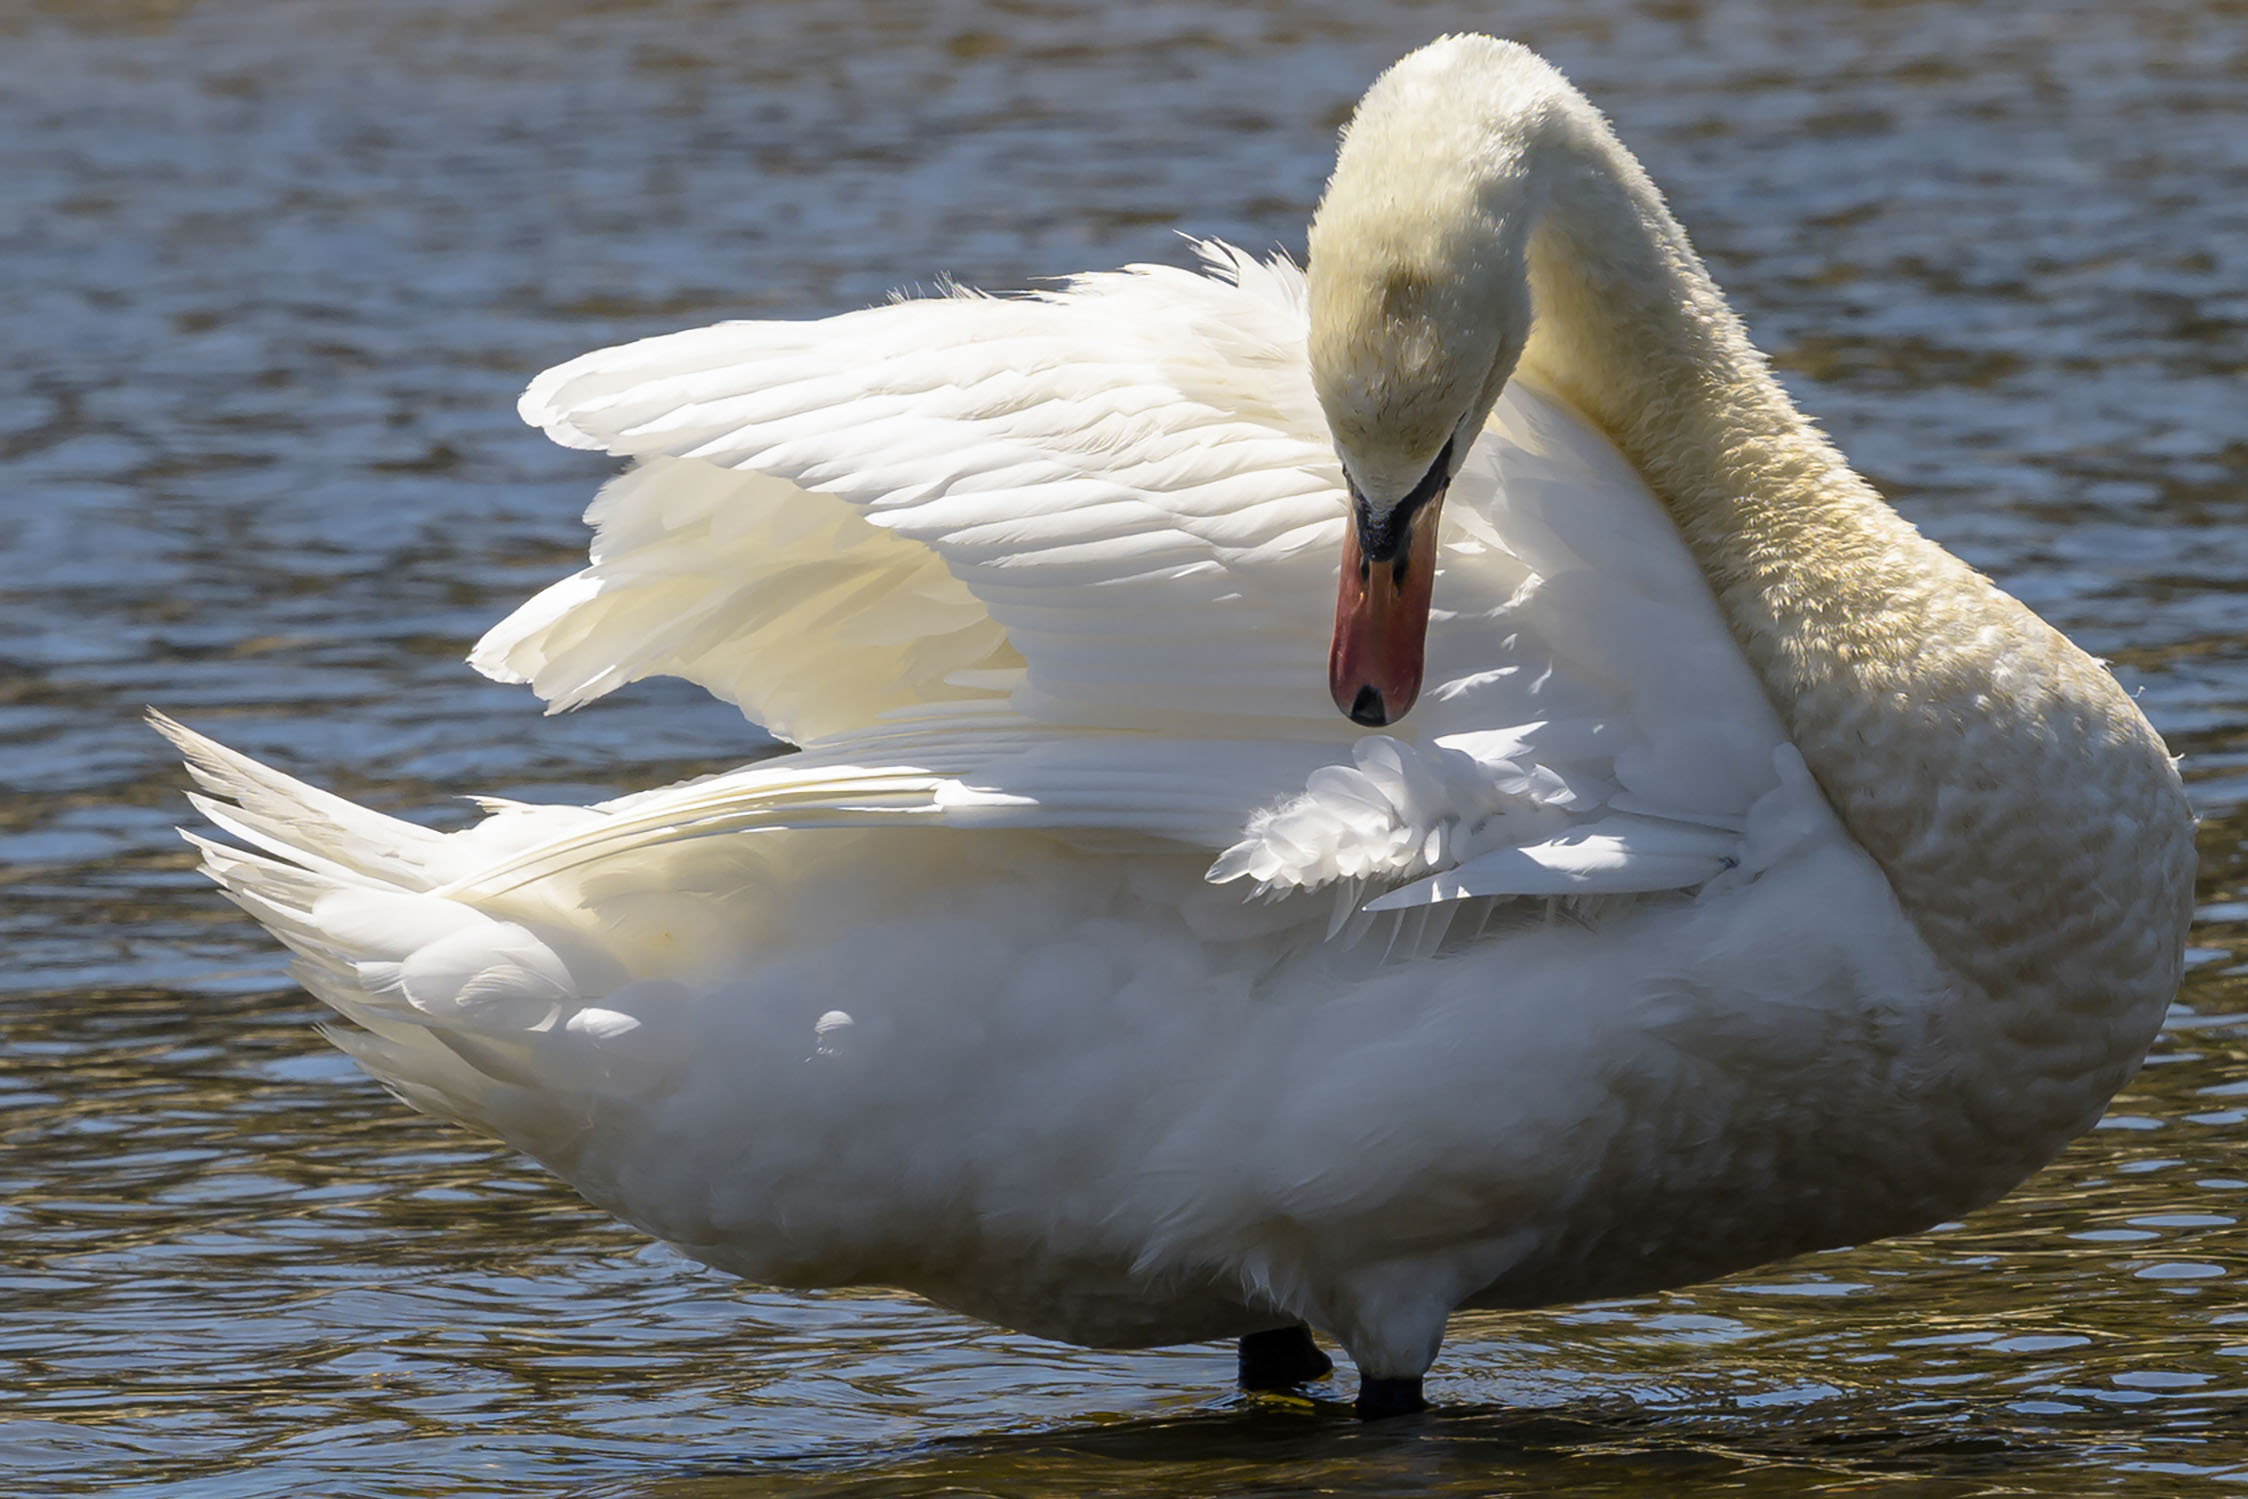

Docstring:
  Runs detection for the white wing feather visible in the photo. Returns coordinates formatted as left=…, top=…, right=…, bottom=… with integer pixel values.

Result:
left=470, top=243, right=1791, bottom=905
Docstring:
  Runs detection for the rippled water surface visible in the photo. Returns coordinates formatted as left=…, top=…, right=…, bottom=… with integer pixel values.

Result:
left=5, top=1, right=2248, bottom=1494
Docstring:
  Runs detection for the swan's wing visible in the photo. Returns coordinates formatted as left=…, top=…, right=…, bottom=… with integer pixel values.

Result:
left=482, top=244, right=1359, bottom=745
left=478, top=243, right=1795, bottom=906
left=471, top=455, right=1024, bottom=747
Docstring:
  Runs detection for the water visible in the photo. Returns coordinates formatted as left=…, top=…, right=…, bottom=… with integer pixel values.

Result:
left=4, top=1, right=2246, bottom=1493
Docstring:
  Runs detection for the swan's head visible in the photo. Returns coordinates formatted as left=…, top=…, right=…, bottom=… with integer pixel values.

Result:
left=1308, top=35, right=1553, bottom=725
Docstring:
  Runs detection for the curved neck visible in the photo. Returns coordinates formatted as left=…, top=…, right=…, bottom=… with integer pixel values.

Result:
left=1496, top=85, right=2193, bottom=1134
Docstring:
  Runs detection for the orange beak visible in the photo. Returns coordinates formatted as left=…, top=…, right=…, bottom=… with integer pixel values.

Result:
left=1328, top=494, right=1444, bottom=727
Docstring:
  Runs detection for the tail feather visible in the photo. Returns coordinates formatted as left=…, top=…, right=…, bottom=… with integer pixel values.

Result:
left=155, top=712, right=627, bottom=1146
left=180, top=830, right=338, bottom=922
left=152, top=711, right=450, bottom=890
left=185, top=793, right=396, bottom=893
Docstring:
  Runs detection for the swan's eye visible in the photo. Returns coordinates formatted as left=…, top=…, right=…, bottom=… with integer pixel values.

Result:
left=1354, top=437, right=1456, bottom=564
left=1413, top=437, right=1456, bottom=502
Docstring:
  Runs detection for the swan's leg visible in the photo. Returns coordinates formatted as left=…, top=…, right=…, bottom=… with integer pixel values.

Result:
left=1237, top=1325, right=1333, bottom=1390
left=1320, top=1262, right=1454, bottom=1419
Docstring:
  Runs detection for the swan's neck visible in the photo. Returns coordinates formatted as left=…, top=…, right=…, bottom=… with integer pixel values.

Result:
left=1508, top=87, right=2194, bottom=1141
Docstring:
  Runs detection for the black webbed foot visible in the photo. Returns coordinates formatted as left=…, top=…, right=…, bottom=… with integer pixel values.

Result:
left=1353, top=1375, right=1427, bottom=1419
left=1236, top=1325, right=1334, bottom=1390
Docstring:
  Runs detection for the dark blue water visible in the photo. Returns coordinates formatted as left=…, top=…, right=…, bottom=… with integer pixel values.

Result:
left=5, top=2, right=2247, bottom=1493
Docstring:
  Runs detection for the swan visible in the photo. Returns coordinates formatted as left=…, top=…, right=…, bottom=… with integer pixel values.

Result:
left=162, top=35, right=2194, bottom=1418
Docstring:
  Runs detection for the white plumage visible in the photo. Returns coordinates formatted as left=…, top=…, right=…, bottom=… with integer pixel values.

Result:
left=165, top=36, right=2192, bottom=1410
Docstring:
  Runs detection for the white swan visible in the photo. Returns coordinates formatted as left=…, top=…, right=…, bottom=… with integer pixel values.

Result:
left=163, top=35, right=2194, bottom=1417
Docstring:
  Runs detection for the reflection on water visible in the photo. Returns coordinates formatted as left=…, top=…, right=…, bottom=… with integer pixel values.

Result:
left=4, top=0, right=2246, bottom=1494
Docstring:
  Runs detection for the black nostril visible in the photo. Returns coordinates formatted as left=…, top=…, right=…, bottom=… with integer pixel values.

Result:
left=1348, top=685, right=1388, bottom=726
